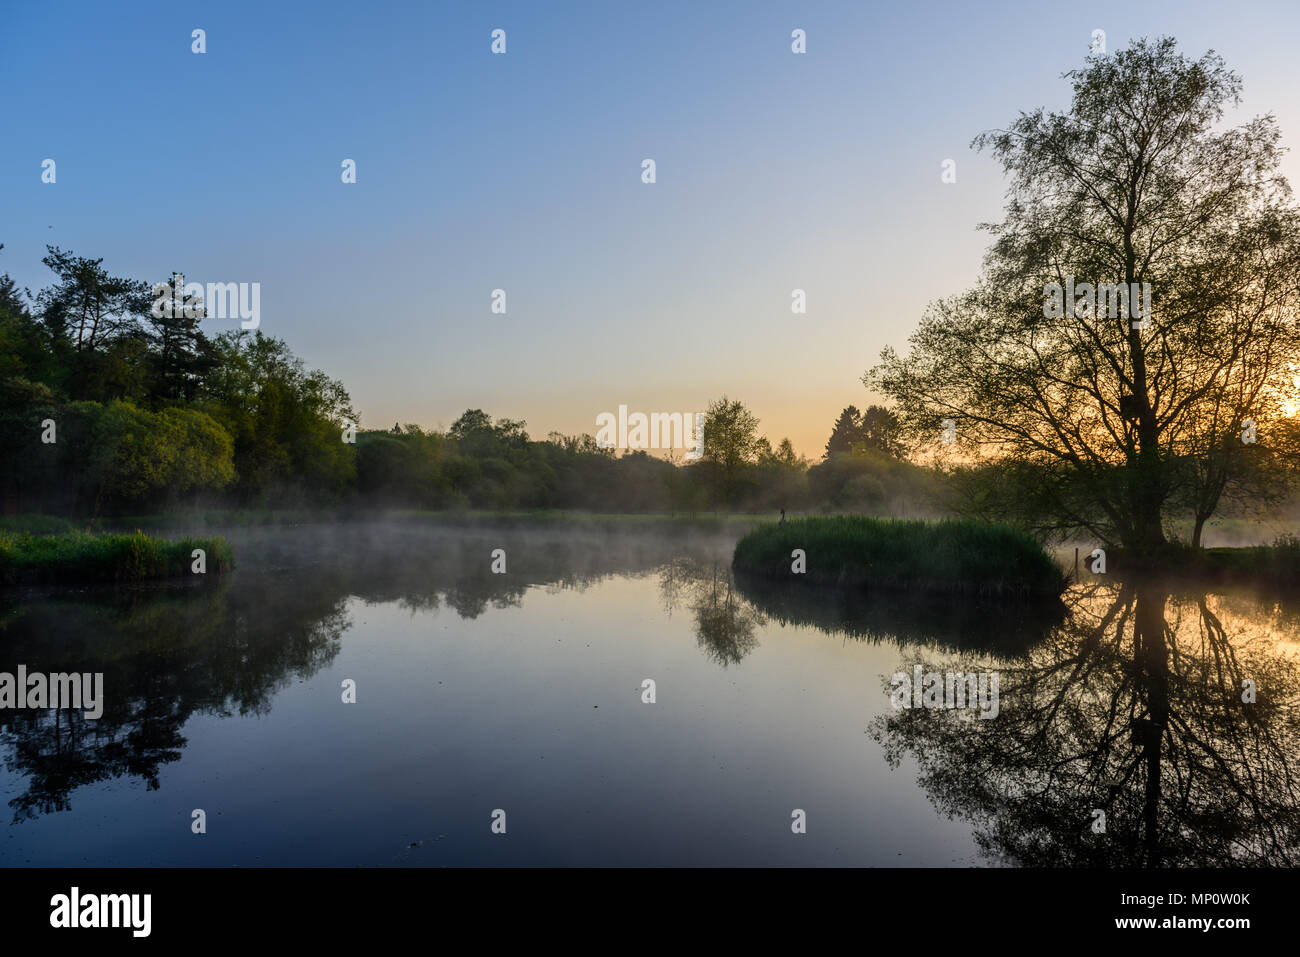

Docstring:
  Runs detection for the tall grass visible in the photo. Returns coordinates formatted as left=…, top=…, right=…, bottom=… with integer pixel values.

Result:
left=0, top=514, right=78, bottom=535
left=0, top=531, right=234, bottom=585
left=733, top=516, right=1067, bottom=597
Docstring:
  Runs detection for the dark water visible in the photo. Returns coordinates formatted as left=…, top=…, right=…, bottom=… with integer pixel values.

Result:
left=2, top=523, right=1298, bottom=866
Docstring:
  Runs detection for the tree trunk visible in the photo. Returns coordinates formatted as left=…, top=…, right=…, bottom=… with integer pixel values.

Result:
left=1192, top=512, right=1208, bottom=549
left=1131, top=492, right=1167, bottom=556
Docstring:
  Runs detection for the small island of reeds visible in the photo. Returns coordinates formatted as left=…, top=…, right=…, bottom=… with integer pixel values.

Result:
left=0, top=530, right=234, bottom=585
left=732, top=516, right=1068, bottom=598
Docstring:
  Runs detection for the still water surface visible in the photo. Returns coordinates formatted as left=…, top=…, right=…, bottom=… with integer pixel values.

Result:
left=2, top=523, right=1297, bottom=866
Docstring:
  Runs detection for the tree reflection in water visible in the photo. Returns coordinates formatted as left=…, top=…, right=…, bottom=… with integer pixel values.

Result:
left=5, top=523, right=1299, bottom=866
left=870, top=580, right=1300, bottom=866
left=668, top=559, right=1300, bottom=864
left=0, top=526, right=734, bottom=822
left=659, top=558, right=763, bottom=666
left=0, top=576, right=348, bottom=822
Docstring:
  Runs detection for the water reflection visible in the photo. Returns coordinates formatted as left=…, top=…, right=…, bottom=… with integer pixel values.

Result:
left=659, top=560, right=1064, bottom=664
left=0, top=526, right=733, bottom=822
left=661, top=561, right=1300, bottom=864
left=2, top=524, right=1298, bottom=866
left=870, top=579, right=1300, bottom=866
left=659, top=558, right=764, bottom=665
left=0, top=576, right=347, bottom=821
left=733, top=569, right=1065, bottom=656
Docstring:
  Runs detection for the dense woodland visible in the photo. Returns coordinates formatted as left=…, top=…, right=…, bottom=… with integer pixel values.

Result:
left=0, top=245, right=936, bottom=518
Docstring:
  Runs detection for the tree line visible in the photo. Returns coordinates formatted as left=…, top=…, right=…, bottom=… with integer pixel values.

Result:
left=14, top=37, right=1273, bottom=546
left=0, top=246, right=930, bottom=517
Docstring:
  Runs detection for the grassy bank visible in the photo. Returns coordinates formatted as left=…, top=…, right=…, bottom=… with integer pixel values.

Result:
left=1106, top=536, right=1300, bottom=583
left=3, top=509, right=773, bottom=535
left=0, top=531, right=234, bottom=585
left=0, top=514, right=80, bottom=535
left=733, top=516, right=1068, bottom=597
left=369, top=510, right=768, bottom=532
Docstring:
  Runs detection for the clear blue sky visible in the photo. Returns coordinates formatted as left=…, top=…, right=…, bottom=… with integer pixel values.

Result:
left=4, top=0, right=1299, bottom=456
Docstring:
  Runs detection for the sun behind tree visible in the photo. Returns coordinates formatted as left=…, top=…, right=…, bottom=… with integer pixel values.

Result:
left=869, top=36, right=1300, bottom=553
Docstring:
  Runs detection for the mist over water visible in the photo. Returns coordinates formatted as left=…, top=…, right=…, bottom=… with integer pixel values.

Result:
left=1, top=523, right=1297, bottom=866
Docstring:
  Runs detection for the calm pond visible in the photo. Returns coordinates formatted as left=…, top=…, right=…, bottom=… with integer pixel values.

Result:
left=2, top=522, right=1298, bottom=866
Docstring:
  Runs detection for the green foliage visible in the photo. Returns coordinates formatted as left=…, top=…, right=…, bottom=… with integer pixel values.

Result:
left=825, top=406, right=862, bottom=457
left=700, top=395, right=762, bottom=506
left=78, top=401, right=233, bottom=505
left=1, top=247, right=354, bottom=515
left=0, top=242, right=948, bottom=520
left=733, top=516, right=1068, bottom=597
left=824, top=405, right=902, bottom=459
left=158, top=406, right=238, bottom=492
left=34, top=246, right=150, bottom=350
left=199, top=331, right=356, bottom=503
left=807, top=449, right=937, bottom=514
left=0, top=514, right=77, bottom=534
left=13, top=400, right=237, bottom=515
left=356, top=428, right=452, bottom=507
left=86, top=401, right=175, bottom=501
left=0, top=530, right=233, bottom=584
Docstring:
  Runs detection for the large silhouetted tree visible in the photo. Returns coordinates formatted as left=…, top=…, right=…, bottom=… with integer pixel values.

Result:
left=868, top=37, right=1300, bottom=553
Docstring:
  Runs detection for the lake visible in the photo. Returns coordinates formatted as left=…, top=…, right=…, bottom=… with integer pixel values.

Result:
left=2, top=522, right=1298, bottom=866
